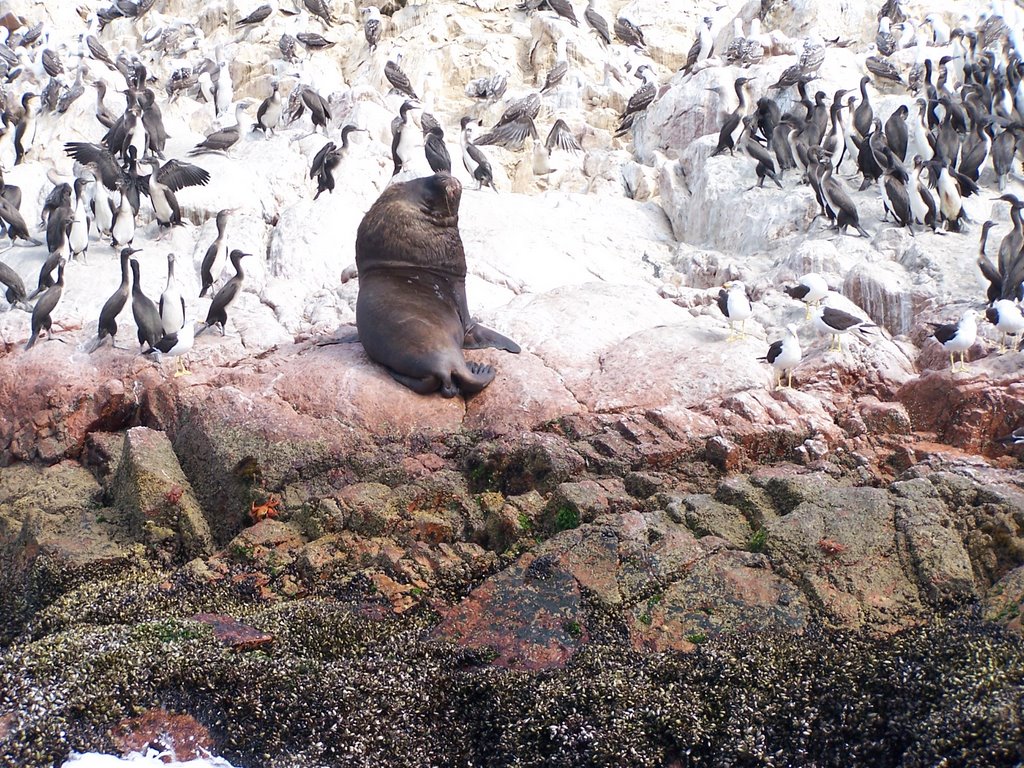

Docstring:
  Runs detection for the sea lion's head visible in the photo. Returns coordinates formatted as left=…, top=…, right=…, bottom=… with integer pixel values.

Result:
left=356, top=171, right=466, bottom=275
left=414, top=172, right=462, bottom=227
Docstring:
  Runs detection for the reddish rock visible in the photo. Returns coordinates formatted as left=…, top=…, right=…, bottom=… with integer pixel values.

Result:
left=269, top=340, right=465, bottom=436
left=368, top=571, right=419, bottom=613
left=858, top=397, right=912, bottom=435
left=226, top=519, right=306, bottom=566
left=111, top=708, right=213, bottom=761
left=191, top=613, right=274, bottom=650
left=0, top=347, right=144, bottom=464
left=336, top=483, right=399, bottom=536
left=464, top=349, right=584, bottom=434
left=433, top=551, right=588, bottom=671
left=897, top=365, right=1024, bottom=456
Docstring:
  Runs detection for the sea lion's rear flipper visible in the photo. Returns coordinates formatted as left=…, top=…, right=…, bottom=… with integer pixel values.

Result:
left=454, top=361, right=496, bottom=394
left=389, top=370, right=446, bottom=396
left=464, top=322, right=521, bottom=353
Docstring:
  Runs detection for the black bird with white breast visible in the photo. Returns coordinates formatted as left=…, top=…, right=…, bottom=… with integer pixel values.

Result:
left=14, top=92, right=40, bottom=165
left=813, top=304, right=876, bottom=351
left=311, top=125, right=365, bottom=199
left=159, top=252, right=185, bottom=337
left=717, top=280, right=753, bottom=340
left=986, top=300, right=1024, bottom=353
left=141, top=157, right=211, bottom=228
left=996, top=427, right=1024, bottom=447
left=25, top=261, right=65, bottom=350
left=930, top=309, right=979, bottom=372
left=197, top=250, right=248, bottom=337
left=255, top=80, right=282, bottom=136
left=145, top=319, right=195, bottom=377
left=130, top=257, right=164, bottom=351
left=785, top=273, right=829, bottom=319
left=762, top=324, right=802, bottom=389
left=711, top=77, right=752, bottom=156
left=87, top=246, right=140, bottom=352
left=460, top=116, right=495, bottom=191
left=201, top=209, right=232, bottom=298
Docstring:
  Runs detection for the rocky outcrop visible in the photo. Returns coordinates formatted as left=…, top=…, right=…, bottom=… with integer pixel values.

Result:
left=1, top=0, right=1023, bottom=763
left=110, top=427, right=214, bottom=563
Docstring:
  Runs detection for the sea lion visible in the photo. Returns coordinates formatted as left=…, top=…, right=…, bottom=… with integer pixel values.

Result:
left=355, top=172, right=520, bottom=397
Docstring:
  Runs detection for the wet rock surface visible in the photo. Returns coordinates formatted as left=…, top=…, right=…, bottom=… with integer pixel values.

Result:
left=1, top=389, right=1023, bottom=766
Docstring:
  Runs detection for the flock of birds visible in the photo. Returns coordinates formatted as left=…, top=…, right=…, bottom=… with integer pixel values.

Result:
left=0, top=0, right=1021, bottom=414
left=0, top=0, right=667, bottom=365
left=699, top=0, right=1024, bottom=387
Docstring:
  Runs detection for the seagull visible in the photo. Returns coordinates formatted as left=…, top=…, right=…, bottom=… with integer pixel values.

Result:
left=762, top=324, right=802, bottom=388
left=929, top=309, right=979, bottom=372
left=813, top=304, right=876, bottom=351
left=145, top=319, right=195, bottom=376
left=717, top=280, right=753, bottom=340
left=986, top=300, right=1024, bottom=352
left=784, top=273, right=830, bottom=319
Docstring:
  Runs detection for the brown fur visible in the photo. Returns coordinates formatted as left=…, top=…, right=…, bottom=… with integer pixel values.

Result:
left=355, top=172, right=520, bottom=398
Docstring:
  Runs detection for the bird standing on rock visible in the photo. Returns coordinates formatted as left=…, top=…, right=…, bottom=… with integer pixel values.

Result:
left=986, top=300, right=1024, bottom=353
left=584, top=0, right=610, bottom=44
left=785, top=274, right=830, bottom=319
left=762, top=324, right=802, bottom=389
left=25, top=261, right=66, bottom=350
left=718, top=281, right=753, bottom=340
left=87, top=246, right=140, bottom=352
left=362, top=6, right=382, bottom=51
left=159, top=252, right=185, bottom=336
left=255, top=80, right=283, bottom=136
left=131, top=258, right=164, bottom=351
left=311, top=125, right=365, bottom=199
left=189, top=101, right=251, bottom=155
left=201, top=209, right=232, bottom=298
left=615, top=65, right=657, bottom=138
left=930, top=309, right=979, bottom=372
left=197, top=250, right=248, bottom=337
left=146, top=320, right=195, bottom=377
left=460, top=117, right=495, bottom=191
left=813, top=304, right=876, bottom=351
left=711, top=77, right=752, bottom=157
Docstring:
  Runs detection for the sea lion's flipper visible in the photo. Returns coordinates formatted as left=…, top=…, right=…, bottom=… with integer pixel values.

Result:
left=454, top=361, right=496, bottom=394
left=389, top=370, right=445, bottom=396
left=463, top=322, right=521, bottom=353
